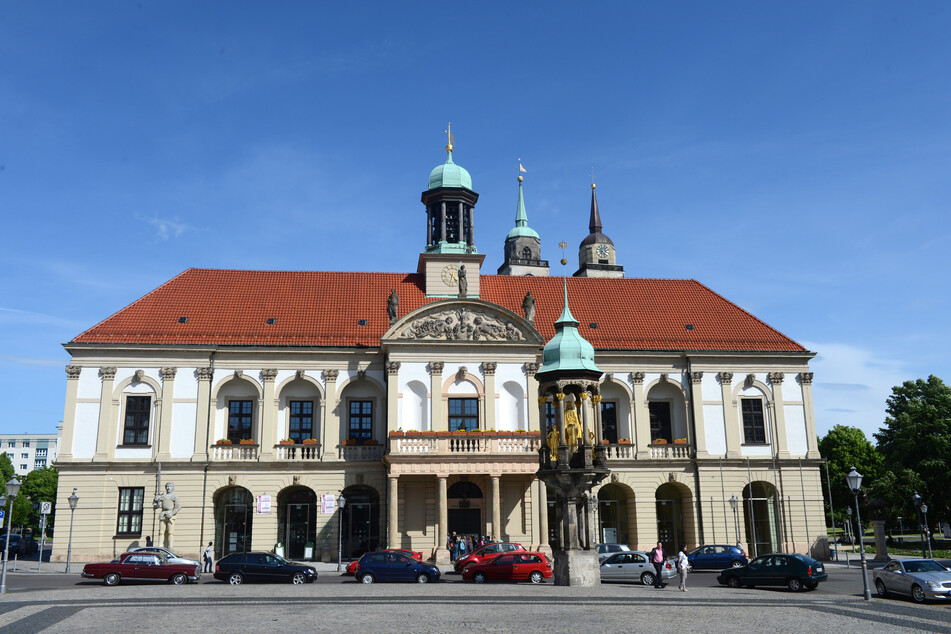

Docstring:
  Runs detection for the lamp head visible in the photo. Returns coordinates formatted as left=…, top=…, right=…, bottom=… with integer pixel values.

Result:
left=912, top=492, right=922, bottom=508
left=921, top=504, right=928, bottom=514
left=5, top=478, right=20, bottom=498
left=728, top=495, right=738, bottom=510
left=846, top=466, right=863, bottom=493
left=846, top=506, right=853, bottom=516
left=337, top=493, right=347, bottom=509
left=68, top=488, right=79, bottom=510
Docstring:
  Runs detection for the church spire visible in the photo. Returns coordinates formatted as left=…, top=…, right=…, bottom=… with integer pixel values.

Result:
left=496, top=165, right=549, bottom=276
left=588, top=183, right=602, bottom=235
left=575, top=181, right=624, bottom=278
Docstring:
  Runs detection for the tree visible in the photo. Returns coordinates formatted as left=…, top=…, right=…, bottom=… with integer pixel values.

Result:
left=818, top=425, right=883, bottom=530
left=20, top=467, right=58, bottom=536
left=875, top=375, right=951, bottom=528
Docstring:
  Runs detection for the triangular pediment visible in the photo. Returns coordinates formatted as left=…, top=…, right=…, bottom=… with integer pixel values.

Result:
left=383, top=299, right=543, bottom=345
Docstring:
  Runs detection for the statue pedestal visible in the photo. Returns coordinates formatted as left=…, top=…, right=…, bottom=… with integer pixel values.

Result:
left=553, top=549, right=600, bottom=586
left=435, top=548, right=451, bottom=565
left=872, top=519, right=889, bottom=561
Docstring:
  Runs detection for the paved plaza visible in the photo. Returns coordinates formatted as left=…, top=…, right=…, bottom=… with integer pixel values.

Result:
left=0, top=561, right=947, bottom=633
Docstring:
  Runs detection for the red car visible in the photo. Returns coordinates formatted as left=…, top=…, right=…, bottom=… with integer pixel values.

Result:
left=462, top=552, right=552, bottom=584
left=454, top=542, right=525, bottom=572
left=346, top=548, right=423, bottom=575
left=82, top=551, right=201, bottom=586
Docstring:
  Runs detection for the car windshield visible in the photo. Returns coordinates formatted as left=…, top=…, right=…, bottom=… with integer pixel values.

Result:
left=905, top=560, right=945, bottom=573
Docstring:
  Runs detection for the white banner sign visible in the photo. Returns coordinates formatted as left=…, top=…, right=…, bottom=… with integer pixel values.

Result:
left=257, top=495, right=271, bottom=514
left=321, top=493, right=336, bottom=514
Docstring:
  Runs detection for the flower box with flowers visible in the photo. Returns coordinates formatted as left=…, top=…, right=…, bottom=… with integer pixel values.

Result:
left=651, top=438, right=668, bottom=445
left=388, top=431, right=404, bottom=437
left=673, top=438, right=688, bottom=445
left=239, top=439, right=255, bottom=445
left=216, top=439, right=232, bottom=445
left=617, top=439, right=632, bottom=445
left=279, top=439, right=295, bottom=445
left=302, top=438, right=318, bottom=445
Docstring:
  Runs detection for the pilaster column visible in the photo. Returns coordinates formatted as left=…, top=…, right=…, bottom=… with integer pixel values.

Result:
left=94, top=367, right=117, bottom=460
left=690, top=371, right=709, bottom=458
left=385, top=361, right=400, bottom=433
left=156, top=367, right=177, bottom=460
left=537, top=479, right=549, bottom=552
left=768, top=372, right=791, bottom=458
left=426, top=209, right=433, bottom=246
left=439, top=202, right=446, bottom=242
left=387, top=476, right=399, bottom=547
left=457, top=202, right=464, bottom=243
left=555, top=393, right=566, bottom=444
left=467, top=205, right=475, bottom=247
left=436, top=475, right=449, bottom=562
left=260, top=369, right=278, bottom=459
left=719, top=372, right=740, bottom=458
left=323, top=370, right=339, bottom=460
left=482, top=362, right=496, bottom=430
left=193, top=367, right=214, bottom=460
left=525, top=363, right=539, bottom=432
left=580, top=392, right=591, bottom=444
left=60, top=366, right=83, bottom=460
left=631, top=372, right=650, bottom=458
left=430, top=362, right=444, bottom=432
left=800, top=372, right=820, bottom=458
left=490, top=474, right=501, bottom=541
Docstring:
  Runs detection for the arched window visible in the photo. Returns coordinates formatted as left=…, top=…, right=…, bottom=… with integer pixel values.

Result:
left=521, top=246, right=533, bottom=260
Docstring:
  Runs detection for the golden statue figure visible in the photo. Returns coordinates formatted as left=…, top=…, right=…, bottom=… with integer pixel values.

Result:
left=564, top=406, right=582, bottom=454
left=547, top=428, right=560, bottom=462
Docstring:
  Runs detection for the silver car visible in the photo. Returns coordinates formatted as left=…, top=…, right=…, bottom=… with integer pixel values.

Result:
left=595, top=543, right=632, bottom=562
left=599, top=550, right=678, bottom=586
left=130, top=546, right=200, bottom=567
left=872, top=559, right=951, bottom=603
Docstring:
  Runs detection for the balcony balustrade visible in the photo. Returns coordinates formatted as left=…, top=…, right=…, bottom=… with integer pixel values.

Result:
left=274, top=444, right=320, bottom=461
left=337, top=444, right=384, bottom=461
left=210, top=443, right=259, bottom=461
left=388, top=433, right=541, bottom=456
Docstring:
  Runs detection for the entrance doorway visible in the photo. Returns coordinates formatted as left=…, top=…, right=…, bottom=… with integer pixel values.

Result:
left=744, top=481, right=780, bottom=557
left=341, top=485, right=380, bottom=559
left=655, top=483, right=685, bottom=554
left=278, top=487, right=317, bottom=560
left=598, top=484, right=630, bottom=545
left=214, top=486, right=253, bottom=559
left=448, top=481, right=483, bottom=540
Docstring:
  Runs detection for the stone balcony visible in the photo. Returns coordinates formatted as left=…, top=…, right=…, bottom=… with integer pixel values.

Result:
left=210, top=443, right=260, bottom=461
left=274, top=443, right=320, bottom=461
left=388, top=433, right=541, bottom=456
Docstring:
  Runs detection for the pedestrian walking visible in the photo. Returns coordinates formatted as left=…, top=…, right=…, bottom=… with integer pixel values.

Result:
left=649, top=541, right=666, bottom=589
left=145, top=535, right=153, bottom=547
left=677, top=545, right=689, bottom=591
left=203, top=542, right=213, bottom=573
left=448, top=532, right=457, bottom=562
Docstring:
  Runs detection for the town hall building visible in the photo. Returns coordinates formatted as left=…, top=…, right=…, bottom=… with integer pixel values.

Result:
left=51, top=140, right=826, bottom=564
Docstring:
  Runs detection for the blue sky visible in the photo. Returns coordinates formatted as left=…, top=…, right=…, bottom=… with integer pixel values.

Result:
left=2, top=2, right=949, bottom=441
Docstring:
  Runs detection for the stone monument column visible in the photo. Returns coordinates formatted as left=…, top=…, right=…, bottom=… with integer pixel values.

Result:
left=436, top=475, right=449, bottom=563
left=490, top=475, right=501, bottom=540
left=387, top=476, right=399, bottom=548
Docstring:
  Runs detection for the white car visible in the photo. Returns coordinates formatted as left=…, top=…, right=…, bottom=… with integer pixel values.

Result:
left=872, top=559, right=951, bottom=603
left=600, top=551, right=678, bottom=586
left=595, top=543, right=631, bottom=561
left=129, top=546, right=200, bottom=567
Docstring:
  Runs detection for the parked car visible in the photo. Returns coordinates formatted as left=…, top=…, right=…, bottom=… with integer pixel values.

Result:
left=872, top=559, right=951, bottom=603
left=129, top=546, right=200, bottom=566
left=213, top=552, right=318, bottom=584
left=595, top=543, right=631, bottom=561
left=356, top=550, right=440, bottom=583
left=599, top=551, right=677, bottom=586
left=717, top=553, right=827, bottom=592
left=461, top=552, right=552, bottom=584
left=0, top=534, right=38, bottom=556
left=81, top=551, right=200, bottom=586
left=687, top=544, right=748, bottom=570
left=453, top=542, right=525, bottom=572
left=346, top=548, right=424, bottom=575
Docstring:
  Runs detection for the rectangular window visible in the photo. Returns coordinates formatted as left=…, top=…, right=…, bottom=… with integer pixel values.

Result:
left=601, top=401, right=618, bottom=443
left=22, top=441, right=29, bottom=448
left=288, top=400, right=314, bottom=443
left=123, top=395, right=151, bottom=445
left=448, top=398, right=479, bottom=432
left=19, top=464, right=26, bottom=471
left=36, top=449, right=47, bottom=457
left=20, top=453, right=27, bottom=459
left=544, top=402, right=556, bottom=434
left=6, top=441, right=13, bottom=448
left=741, top=399, right=767, bottom=444
left=348, top=400, right=373, bottom=441
left=648, top=401, right=672, bottom=444
left=228, top=400, right=254, bottom=443
left=116, top=487, right=145, bottom=536
left=34, top=460, right=45, bottom=469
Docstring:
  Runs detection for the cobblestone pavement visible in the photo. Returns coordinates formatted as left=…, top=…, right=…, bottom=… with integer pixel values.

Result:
left=0, top=572, right=948, bottom=634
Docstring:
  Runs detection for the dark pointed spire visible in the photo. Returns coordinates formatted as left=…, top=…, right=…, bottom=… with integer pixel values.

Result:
left=588, top=183, right=602, bottom=235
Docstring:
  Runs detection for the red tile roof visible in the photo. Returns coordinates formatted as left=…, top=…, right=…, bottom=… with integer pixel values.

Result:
left=70, top=269, right=806, bottom=352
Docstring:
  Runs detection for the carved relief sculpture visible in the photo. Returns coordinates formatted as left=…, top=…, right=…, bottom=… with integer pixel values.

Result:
left=399, top=307, right=525, bottom=341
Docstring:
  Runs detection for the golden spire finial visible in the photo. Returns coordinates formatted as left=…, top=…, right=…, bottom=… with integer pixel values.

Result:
left=444, top=123, right=455, bottom=153
left=558, top=241, right=568, bottom=267
left=591, top=167, right=597, bottom=189
left=518, top=158, right=526, bottom=182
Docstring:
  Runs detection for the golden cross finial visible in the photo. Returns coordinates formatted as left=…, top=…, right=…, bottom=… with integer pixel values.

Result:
left=445, top=123, right=454, bottom=153
left=558, top=241, right=568, bottom=267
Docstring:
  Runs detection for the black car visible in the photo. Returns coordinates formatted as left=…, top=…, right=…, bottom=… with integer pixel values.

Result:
left=0, top=534, right=38, bottom=556
left=717, top=553, right=827, bottom=592
left=213, top=552, right=318, bottom=584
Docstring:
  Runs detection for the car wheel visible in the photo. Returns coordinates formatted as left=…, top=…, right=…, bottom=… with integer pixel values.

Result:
left=726, top=575, right=741, bottom=589
left=529, top=571, right=544, bottom=584
left=731, top=560, right=744, bottom=568
left=911, top=584, right=926, bottom=604
left=787, top=577, right=803, bottom=592
left=228, top=573, right=243, bottom=585
left=103, top=573, right=120, bottom=586
left=360, top=573, right=375, bottom=584
left=473, top=571, right=487, bottom=584
left=170, top=573, right=187, bottom=585
left=415, top=573, right=430, bottom=584
left=291, top=572, right=306, bottom=585
left=875, top=579, right=888, bottom=598
left=640, top=571, right=655, bottom=586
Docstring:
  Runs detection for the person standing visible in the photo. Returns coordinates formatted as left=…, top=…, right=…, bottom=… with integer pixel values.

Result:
left=203, top=542, right=213, bottom=573
left=677, top=545, right=689, bottom=592
left=448, top=532, right=457, bottom=562
left=145, top=536, right=153, bottom=547
left=649, top=541, right=667, bottom=589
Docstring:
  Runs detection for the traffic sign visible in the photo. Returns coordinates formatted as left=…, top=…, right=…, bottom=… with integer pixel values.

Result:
left=40, top=502, right=52, bottom=515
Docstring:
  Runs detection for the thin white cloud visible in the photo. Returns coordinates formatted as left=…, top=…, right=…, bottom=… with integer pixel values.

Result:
left=0, top=353, right=66, bottom=368
left=0, top=307, right=85, bottom=330
left=135, top=214, right=194, bottom=240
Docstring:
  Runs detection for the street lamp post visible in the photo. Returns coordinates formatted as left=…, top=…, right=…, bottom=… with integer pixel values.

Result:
left=336, top=493, right=347, bottom=573
left=845, top=506, right=853, bottom=568
left=897, top=516, right=904, bottom=544
left=728, top=496, right=740, bottom=547
left=846, top=466, right=872, bottom=601
left=912, top=492, right=925, bottom=558
left=921, top=504, right=933, bottom=559
left=0, top=477, right=21, bottom=594
left=66, top=489, right=78, bottom=574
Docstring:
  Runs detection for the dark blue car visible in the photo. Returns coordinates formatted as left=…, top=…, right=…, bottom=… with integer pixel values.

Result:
left=687, top=545, right=748, bottom=570
left=356, top=550, right=440, bottom=583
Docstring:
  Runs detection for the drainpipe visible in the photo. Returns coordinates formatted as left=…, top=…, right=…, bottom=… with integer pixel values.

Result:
left=199, top=351, right=216, bottom=555
left=685, top=355, right=705, bottom=545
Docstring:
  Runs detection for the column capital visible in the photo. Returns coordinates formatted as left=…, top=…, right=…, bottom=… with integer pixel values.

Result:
left=197, top=367, right=214, bottom=381
left=579, top=392, right=589, bottom=400
left=717, top=371, right=733, bottom=385
left=430, top=361, right=444, bottom=374
left=385, top=361, right=401, bottom=375
left=525, top=362, right=539, bottom=376
left=767, top=371, right=785, bottom=384
left=799, top=372, right=814, bottom=385
left=324, top=369, right=339, bottom=382
left=592, top=394, right=602, bottom=403
left=690, top=371, right=703, bottom=384
left=65, top=365, right=82, bottom=379
left=482, top=362, right=497, bottom=376
left=160, top=367, right=177, bottom=380
left=537, top=396, right=548, bottom=406
left=99, top=366, right=117, bottom=380
left=555, top=392, right=565, bottom=401
left=630, top=371, right=645, bottom=384
left=261, top=368, right=278, bottom=382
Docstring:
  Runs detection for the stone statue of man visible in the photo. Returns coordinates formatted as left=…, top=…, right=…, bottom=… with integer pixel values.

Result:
left=458, top=265, right=468, bottom=297
left=387, top=289, right=399, bottom=325
left=153, top=482, right=181, bottom=549
left=522, top=291, right=535, bottom=324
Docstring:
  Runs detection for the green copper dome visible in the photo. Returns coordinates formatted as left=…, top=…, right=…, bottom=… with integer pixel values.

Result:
left=506, top=177, right=540, bottom=240
left=538, top=280, right=601, bottom=374
left=429, top=151, right=473, bottom=190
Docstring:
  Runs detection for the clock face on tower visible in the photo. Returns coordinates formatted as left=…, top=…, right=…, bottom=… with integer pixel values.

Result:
left=441, top=265, right=459, bottom=286
left=596, top=244, right=610, bottom=258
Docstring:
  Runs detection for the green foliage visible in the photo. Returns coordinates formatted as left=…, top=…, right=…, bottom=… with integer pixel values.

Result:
left=874, top=375, right=951, bottom=525
left=0, top=454, right=14, bottom=490
left=20, top=467, right=58, bottom=535
left=818, top=425, right=883, bottom=526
